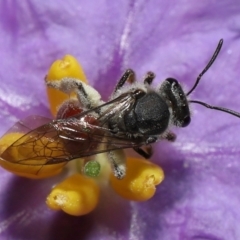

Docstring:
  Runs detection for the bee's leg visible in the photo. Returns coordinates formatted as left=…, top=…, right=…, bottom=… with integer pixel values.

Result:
left=144, top=71, right=155, bottom=85
left=114, top=69, right=135, bottom=93
left=45, top=77, right=103, bottom=109
left=76, top=81, right=103, bottom=109
left=163, top=131, right=176, bottom=142
left=108, top=150, right=126, bottom=179
left=133, top=145, right=153, bottom=159
left=146, top=136, right=158, bottom=144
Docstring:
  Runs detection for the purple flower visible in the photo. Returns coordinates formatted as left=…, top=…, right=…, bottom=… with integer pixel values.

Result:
left=0, top=1, right=240, bottom=239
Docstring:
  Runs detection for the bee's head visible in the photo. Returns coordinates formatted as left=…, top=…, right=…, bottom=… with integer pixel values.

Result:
left=159, top=39, right=240, bottom=128
left=159, top=78, right=191, bottom=127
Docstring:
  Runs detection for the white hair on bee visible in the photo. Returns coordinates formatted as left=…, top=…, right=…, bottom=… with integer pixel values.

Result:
left=108, top=150, right=126, bottom=179
left=46, top=77, right=104, bottom=108
left=111, top=81, right=149, bottom=99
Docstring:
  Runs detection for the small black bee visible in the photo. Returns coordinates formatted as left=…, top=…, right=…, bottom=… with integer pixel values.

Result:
left=1, top=39, right=240, bottom=179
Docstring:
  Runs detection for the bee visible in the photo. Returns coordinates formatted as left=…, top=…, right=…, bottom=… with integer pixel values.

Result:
left=1, top=39, right=239, bottom=179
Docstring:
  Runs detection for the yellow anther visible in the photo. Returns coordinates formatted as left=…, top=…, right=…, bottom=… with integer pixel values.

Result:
left=46, top=174, right=100, bottom=216
left=110, top=157, right=164, bottom=201
left=0, top=132, right=65, bottom=179
left=45, top=55, right=88, bottom=117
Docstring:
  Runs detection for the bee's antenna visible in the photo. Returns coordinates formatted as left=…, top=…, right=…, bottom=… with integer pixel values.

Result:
left=186, top=39, right=223, bottom=96
left=189, top=100, right=240, bottom=118
left=188, top=39, right=240, bottom=119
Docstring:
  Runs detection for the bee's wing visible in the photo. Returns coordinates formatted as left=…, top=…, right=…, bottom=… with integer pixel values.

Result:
left=5, top=115, right=52, bottom=134
left=0, top=93, right=143, bottom=166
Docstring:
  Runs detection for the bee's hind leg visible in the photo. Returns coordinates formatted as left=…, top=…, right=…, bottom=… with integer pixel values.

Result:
left=74, top=81, right=103, bottom=109
left=45, top=77, right=103, bottom=110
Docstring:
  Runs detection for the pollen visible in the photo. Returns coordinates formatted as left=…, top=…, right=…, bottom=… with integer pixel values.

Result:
left=46, top=174, right=100, bottom=216
left=45, top=55, right=87, bottom=117
left=0, top=132, right=65, bottom=179
left=110, top=157, right=164, bottom=201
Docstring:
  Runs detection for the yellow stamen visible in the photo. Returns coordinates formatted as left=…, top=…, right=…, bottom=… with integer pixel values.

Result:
left=46, top=174, right=100, bottom=216
left=0, top=55, right=88, bottom=178
left=0, top=132, right=65, bottom=179
left=110, top=157, right=164, bottom=201
left=45, top=55, right=87, bottom=117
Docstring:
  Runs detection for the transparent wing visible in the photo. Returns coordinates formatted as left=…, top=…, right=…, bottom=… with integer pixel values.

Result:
left=5, top=115, right=52, bottom=134
left=0, top=93, right=145, bottom=166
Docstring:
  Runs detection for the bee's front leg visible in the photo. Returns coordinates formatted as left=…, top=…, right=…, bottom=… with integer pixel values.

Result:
left=163, top=131, right=176, bottom=142
left=143, top=71, right=155, bottom=85
left=108, top=150, right=126, bottom=179
left=133, top=145, right=153, bottom=159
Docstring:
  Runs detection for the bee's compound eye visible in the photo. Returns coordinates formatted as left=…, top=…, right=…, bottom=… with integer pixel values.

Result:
left=182, top=115, right=191, bottom=127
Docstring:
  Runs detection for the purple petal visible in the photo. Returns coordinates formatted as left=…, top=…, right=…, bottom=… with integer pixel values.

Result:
left=0, top=1, right=240, bottom=239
